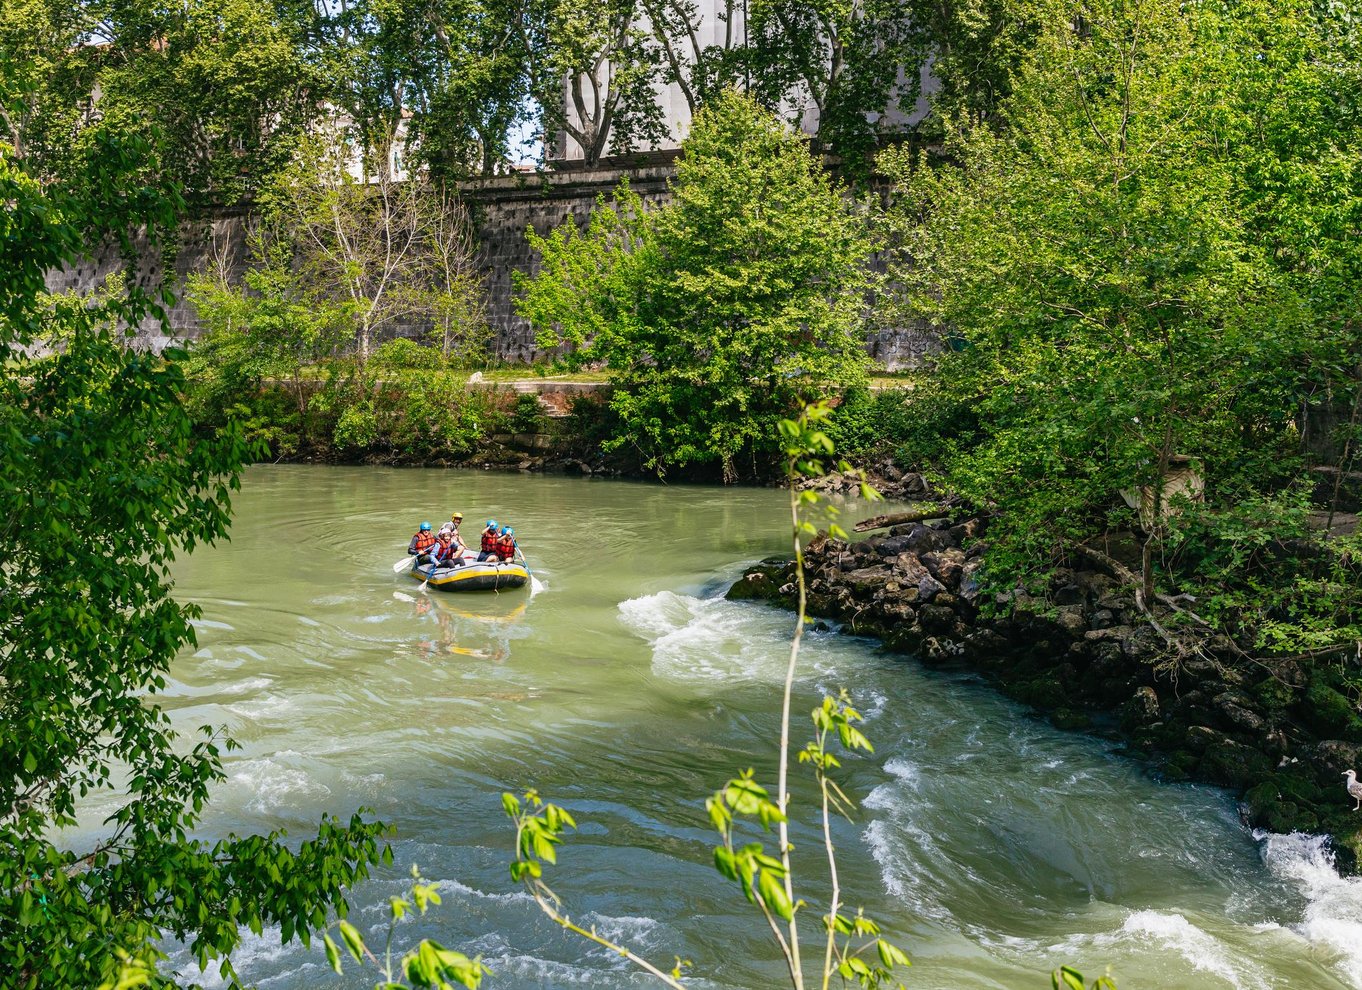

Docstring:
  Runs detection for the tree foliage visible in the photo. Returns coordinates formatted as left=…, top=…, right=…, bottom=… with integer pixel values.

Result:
left=746, top=0, right=926, bottom=171
left=884, top=0, right=1362, bottom=655
left=3, top=0, right=316, bottom=204
left=519, top=91, right=873, bottom=480
left=0, top=129, right=388, bottom=987
left=259, top=134, right=487, bottom=365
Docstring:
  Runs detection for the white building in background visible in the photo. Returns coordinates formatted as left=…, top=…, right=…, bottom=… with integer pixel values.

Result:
left=550, top=1, right=937, bottom=163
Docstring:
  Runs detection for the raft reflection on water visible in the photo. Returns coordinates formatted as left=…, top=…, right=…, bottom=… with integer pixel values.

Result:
left=395, top=589, right=527, bottom=663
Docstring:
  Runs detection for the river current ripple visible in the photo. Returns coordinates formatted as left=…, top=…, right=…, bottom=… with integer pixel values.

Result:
left=113, top=467, right=1362, bottom=989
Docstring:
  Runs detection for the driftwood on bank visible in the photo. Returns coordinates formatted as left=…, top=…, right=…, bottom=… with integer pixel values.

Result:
left=853, top=508, right=953, bottom=533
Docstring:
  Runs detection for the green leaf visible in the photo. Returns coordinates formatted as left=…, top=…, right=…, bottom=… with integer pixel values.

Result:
left=322, top=933, right=342, bottom=975
left=876, top=938, right=911, bottom=968
left=757, top=867, right=794, bottom=921
left=337, top=919, right=364, bottom=963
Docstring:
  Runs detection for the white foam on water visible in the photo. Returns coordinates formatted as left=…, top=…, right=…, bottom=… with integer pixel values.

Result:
left=1003, top=909, right=1271, bottom=990
left=619, top=591, right=784, bottom=682
left=477, top=951, right=623, bottom=984
left=816, top=679, right=888, bottom=720
left=341, top=770, right=387, bottom=792
left=1115, top=910, right=1266, bottom=989
left=190, top=618, right=235, bottom=631
left=225, top=691, right=297, bottom=721
left=862, top=818, right=954, bottom=924
left=582, top=911, right=663, bottom=953
left=438, top=876, right=536, bottom=906
left=220, top=675, right=273, bottom=695
left=226, top=753, right=331, bottom=814
left=618, top=590, right=702, bottom=640
left=880, top=756, right=922, bottom=795
left=168, top=924, right=293, bottom=988
left=1257, top=831, right=1362, bottom=988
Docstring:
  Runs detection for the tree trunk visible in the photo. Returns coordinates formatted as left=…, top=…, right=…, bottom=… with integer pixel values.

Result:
left=852, top=508, right=953, bottom=532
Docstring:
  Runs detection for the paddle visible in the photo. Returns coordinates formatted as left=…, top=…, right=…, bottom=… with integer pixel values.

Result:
left=420, top=535, right=455, bottom=592
left=517, top=547, right=545, bottom=596
left=392, top=555, right=417, bottom=573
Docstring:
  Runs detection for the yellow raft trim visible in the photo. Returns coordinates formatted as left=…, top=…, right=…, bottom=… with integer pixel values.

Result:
left=413, top=562, right=529, bottom=589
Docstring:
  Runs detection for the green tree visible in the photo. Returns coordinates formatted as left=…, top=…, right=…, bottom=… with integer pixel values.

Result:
left=4, top=0, right=317, bottom=205
left=265, top=136, right=484, bottom=366
left=103, top=0, right=317, bottom=206
left=882, top=0, right=1362, bottom=656
left=0, top=130, right=387, bottom=986
left=638, top=0, right=745, bottom=119
left=183, top=222, right=351, bottom=456
left=515, top=0, right=668, bottom=163
left=404, top=0, right=535, bottom=178
left=745, top=0, right=923, bottom=172
left=519, top=90, right=874, bottom=481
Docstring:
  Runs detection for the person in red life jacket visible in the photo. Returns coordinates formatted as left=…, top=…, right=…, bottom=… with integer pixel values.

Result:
left=428, top=529, right=465, bottom=569
left=407, top=521, right=436, bottom=563
left=477, top=519, right=501, bottom=561
left=496, top=526, right=518, bottom=563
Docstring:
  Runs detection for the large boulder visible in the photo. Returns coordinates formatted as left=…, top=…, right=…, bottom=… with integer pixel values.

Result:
left=1212, top=691, right=1267, bottom=734
left=1193, top=728, right=1273, bottom=788
left=842, top=565, right=893, bottom=598
left=922, top=548, right=966, bottom=589
left=889, top=523, right=953, bottom=554
left=1120, top=686, right=1162, bottom=731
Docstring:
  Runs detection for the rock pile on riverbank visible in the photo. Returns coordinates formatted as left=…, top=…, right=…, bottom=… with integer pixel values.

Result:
left=728, top=507, right=1362, bottom=870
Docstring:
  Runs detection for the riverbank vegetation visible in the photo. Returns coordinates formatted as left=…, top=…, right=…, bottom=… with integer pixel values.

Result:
left=0, top=134, right=391, bottom=987
left=178, top=133, right=506, bottom=461
left=520, top=92, right=875, bottom=482
left=882, top=0, right=1362, bottom=666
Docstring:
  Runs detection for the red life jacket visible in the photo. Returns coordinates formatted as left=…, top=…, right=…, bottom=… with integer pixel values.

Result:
left=481, top=530, right=498, bottom=553
left=413, top=531, right=436, bottom=553
left=496, top=535, right=516, bottom=559
left=431, top=538, right=456, bottom=563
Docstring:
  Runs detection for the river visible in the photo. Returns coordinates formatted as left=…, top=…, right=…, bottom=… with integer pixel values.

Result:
left=148, top=466, right=1361, bottom=989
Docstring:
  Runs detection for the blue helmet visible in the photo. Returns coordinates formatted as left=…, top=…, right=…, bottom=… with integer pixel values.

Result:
left=487, top=519, right=498, bottom=529
left=505, top=528, right=514, bottom=536
left=420, top=521, right=431, bottom=531
left=500, top=525, right=511, bottom=535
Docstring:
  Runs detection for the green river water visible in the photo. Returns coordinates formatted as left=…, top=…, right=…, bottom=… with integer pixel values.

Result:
left=128, top=466, right=1362, bottom=988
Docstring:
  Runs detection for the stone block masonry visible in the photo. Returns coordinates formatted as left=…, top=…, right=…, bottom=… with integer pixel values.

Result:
left=459, top=163, right=674, bottom=362
left=44, top=160, right=939, bottom=369
left=44, top=206, right=253, bottom=353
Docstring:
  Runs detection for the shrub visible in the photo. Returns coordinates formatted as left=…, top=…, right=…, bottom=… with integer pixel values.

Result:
left=334, top=403, right=379, bottom=451
left=372, top=337, right=436, bottom=371
left=509, top=392, right=547, bottom=433
left=826, top=387, right=915, bottom=461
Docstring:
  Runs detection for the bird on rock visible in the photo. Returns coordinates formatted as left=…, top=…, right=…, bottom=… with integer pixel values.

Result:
left=1346, top=770, right=1362, bottom=811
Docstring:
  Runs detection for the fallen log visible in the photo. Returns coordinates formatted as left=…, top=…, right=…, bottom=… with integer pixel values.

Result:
left=853, top=508, right=952, bottom=532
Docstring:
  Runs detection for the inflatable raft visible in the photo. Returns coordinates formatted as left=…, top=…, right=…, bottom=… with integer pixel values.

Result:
left=410, top=553, right=528, bottom=592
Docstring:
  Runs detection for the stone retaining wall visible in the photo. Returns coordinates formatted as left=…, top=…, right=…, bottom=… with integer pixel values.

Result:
left=46, top=164, right=940, bottom=369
